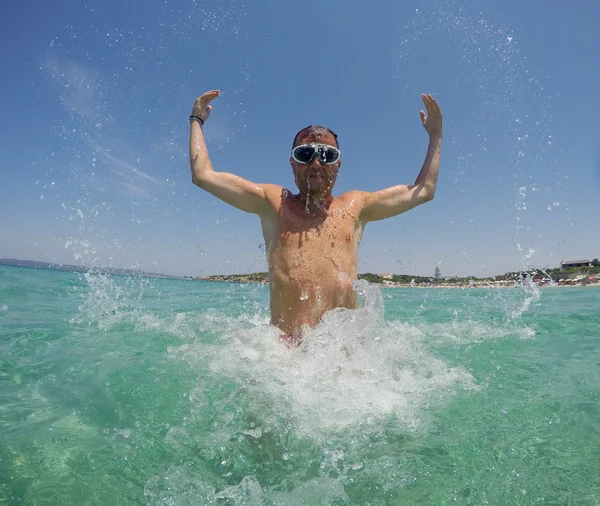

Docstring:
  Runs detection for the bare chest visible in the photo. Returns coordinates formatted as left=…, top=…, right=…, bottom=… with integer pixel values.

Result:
left=264, top=197, right=363, bottom=273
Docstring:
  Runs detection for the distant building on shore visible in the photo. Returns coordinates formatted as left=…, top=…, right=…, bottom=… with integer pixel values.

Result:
left=560, top=259, right=593, bottom=268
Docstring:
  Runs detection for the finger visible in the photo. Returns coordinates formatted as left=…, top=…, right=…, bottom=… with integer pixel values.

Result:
left=204, top=94, right=220, bottom=105
left=196, top=90, right=220, bottom=105
left=421, top=94, right=433, bottom=110
left=420, top=110, right=426, bottom=124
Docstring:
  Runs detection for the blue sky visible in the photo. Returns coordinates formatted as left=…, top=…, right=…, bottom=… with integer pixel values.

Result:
left=1, top=0, right=599, bottom=277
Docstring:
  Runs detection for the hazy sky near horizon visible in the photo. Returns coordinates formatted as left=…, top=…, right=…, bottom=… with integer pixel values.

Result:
left=1, top=0, right=599, bottom=277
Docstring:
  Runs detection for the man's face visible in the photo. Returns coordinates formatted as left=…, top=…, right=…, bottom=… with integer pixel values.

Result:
left=290, top=132, right=341, bottom=196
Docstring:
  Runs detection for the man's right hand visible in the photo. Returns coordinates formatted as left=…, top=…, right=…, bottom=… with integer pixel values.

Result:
left=192, top=90, right=220, bottom=122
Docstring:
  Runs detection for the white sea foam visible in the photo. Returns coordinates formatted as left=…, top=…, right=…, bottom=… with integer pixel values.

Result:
left=72, top=272, right=540, bottom=442
left=166, top=281, right=478, bottom=443
left=70, top=272, right=545, bottom=504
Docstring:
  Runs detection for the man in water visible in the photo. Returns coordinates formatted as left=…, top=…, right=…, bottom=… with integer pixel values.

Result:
left=189, top=90, right=442, bottom=342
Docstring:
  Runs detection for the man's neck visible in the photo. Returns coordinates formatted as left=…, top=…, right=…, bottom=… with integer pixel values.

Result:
left=299, top=191, right=333, bottom=213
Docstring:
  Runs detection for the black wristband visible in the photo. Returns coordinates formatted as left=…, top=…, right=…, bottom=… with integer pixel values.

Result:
left=189, top=115, right=204, bottom=126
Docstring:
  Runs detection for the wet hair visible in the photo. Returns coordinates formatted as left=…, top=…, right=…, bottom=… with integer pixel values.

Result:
left=292, top=125, right=339, bottom=150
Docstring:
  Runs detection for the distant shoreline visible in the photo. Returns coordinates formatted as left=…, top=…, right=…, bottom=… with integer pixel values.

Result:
left=0, top=259, right=180, bottom=280
left=189, top=275, right=600, bottom=289
left=194, top=280, right=600, bottom=289
left=2, top=259, right=598, bottom=288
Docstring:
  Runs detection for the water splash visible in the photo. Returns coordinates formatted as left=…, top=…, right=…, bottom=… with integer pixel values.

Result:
left=395, top=0, right=570, bottom=273
left=40, top=0, right=258, bottom=274
left=510, top=273, right=541, bottom=319
left=164, top=281, right=477, bottom=444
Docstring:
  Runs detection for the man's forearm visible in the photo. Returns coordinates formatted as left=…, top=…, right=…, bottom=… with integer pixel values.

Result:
left=189, top=121, right=213, bottom=185
left=414, top=134, right=442, bottom=198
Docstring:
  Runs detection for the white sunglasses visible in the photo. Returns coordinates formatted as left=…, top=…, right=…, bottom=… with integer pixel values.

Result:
left=291, top=143, right=341, bottom=165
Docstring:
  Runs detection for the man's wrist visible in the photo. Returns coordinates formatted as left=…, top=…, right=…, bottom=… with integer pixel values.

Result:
left=189, top=115, right=204, bottom=127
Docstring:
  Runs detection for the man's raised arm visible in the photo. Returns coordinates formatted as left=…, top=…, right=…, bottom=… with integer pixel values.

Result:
left=189, top=90, right=277, bottom=215
left=359, top=94, right=442, bottom=223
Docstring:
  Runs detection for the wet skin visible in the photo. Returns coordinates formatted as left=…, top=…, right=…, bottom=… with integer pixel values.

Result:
left=189, top=90, right=442, bottom=340
left=259, top=132, right=361, bottom=336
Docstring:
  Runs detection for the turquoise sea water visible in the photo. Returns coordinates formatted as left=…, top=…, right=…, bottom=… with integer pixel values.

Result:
left=1, top=264, right=599, bottom=505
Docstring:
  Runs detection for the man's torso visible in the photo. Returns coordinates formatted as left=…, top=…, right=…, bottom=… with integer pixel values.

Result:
left=260, top=187, right=365, bottom=336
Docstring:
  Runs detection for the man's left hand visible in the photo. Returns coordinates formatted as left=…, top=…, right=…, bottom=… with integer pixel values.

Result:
left=420, top=94, right=442, bottom=138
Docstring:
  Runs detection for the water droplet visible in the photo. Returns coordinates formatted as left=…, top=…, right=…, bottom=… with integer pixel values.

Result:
left=244, top=427, right=262, bottom=438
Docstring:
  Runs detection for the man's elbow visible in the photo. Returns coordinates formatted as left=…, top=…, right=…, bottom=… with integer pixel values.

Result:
left=190, top=156, right=212, bottom=188
left=191, top=172, right=209, bottom=189
left=191, top=174, right=202, bottom=187
left=420, top=186, right=435, bottom=203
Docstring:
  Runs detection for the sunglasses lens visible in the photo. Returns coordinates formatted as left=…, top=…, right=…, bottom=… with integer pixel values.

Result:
left=293, top=146, right=316, bottom=163
left=321, top=147, right=339, bottom=163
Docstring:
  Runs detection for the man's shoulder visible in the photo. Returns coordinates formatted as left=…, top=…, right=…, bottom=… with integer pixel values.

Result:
left=263, top=184, right=286, bottom=197
left=336, top=190, right=368, bottom=206
left=259, top=184, right=286, bottom=205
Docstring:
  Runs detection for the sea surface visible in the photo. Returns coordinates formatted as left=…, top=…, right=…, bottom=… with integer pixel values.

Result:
left=1, top=264, right=599, bottom=505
